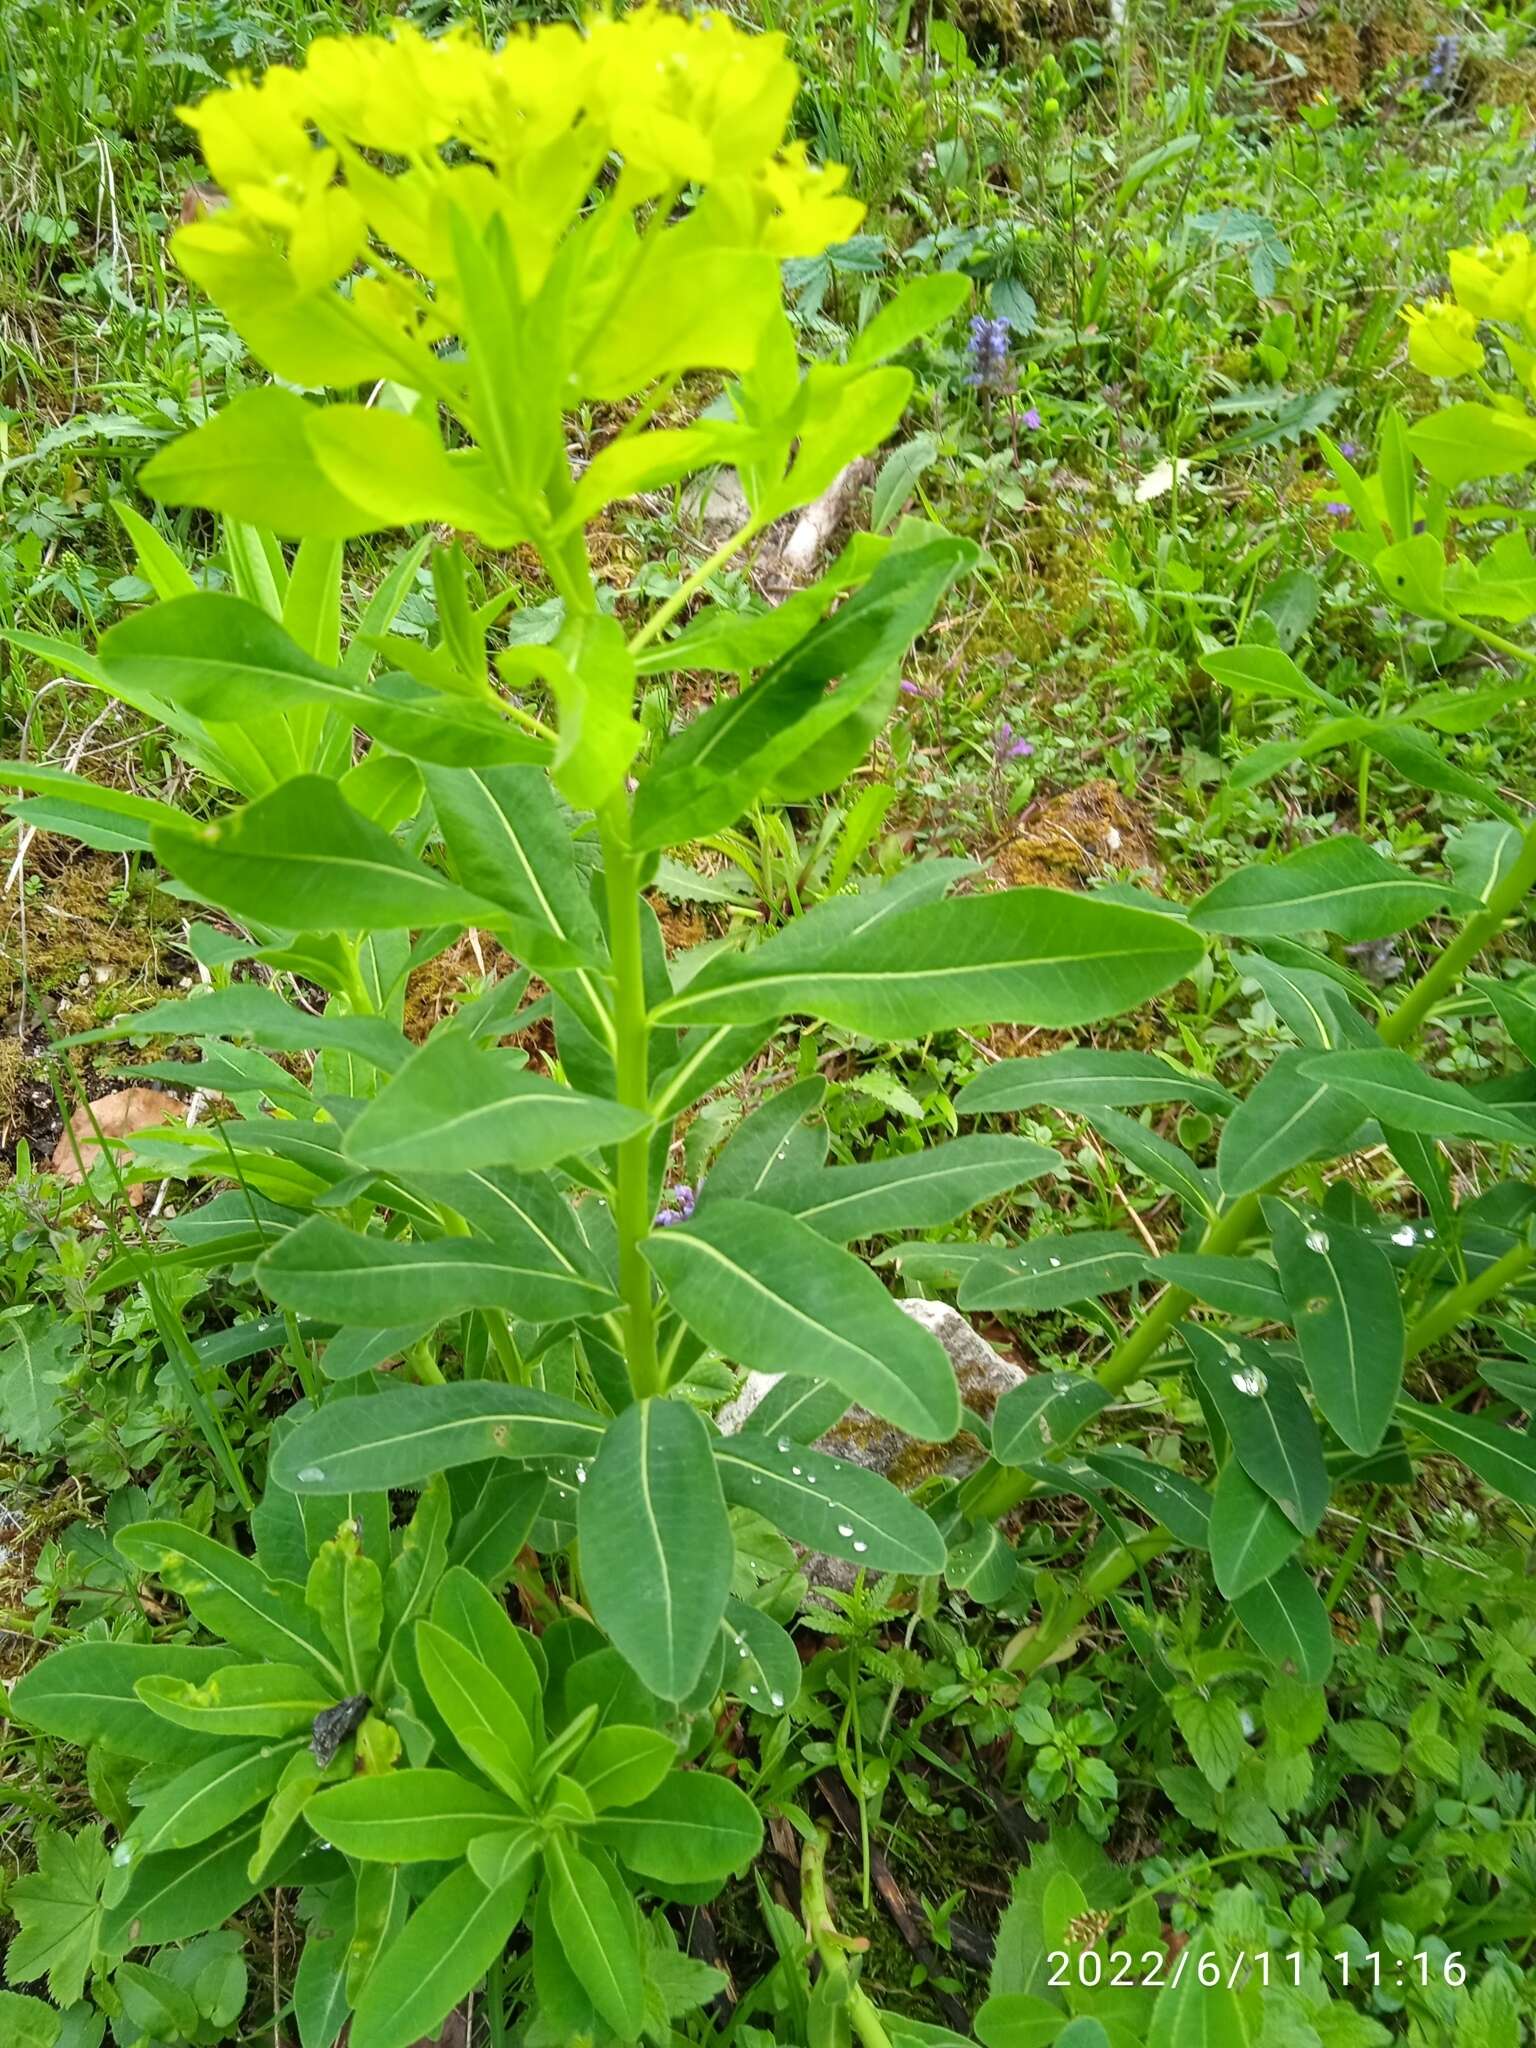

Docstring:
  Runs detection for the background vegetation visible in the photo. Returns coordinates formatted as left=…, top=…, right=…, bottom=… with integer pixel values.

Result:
left=4, top=1, right=1536, bottom=2045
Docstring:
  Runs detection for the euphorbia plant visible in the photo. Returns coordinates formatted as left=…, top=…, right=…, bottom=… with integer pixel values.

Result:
left=5, top=13, right=1200, bottom=2045
left=12, top=15, right=1536, bottom=2039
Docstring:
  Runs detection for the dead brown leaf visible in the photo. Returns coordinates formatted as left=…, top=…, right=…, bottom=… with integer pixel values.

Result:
left=50, top=1087, right=185, bottom=1204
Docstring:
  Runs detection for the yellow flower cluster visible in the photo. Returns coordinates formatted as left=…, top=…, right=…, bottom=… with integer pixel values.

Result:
left=173, top=9, right=863, bottom=395
left=1404, top=231, right=1536, bottom=380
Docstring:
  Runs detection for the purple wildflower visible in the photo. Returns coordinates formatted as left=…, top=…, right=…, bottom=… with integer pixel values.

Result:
left=1324, top=500, right=1351, bottom=519
left=655, top=1183, right=696, bottom=1227
left=967, top=314, right=1015, bottom=393
left=1021, top=405, right=1042, bottom=431
left=899, top=678, right=920, bottom=695
left=1424, top=34, right=1460, bottom=91
left=1339, top=440, right=1360, bottom=459
left=994, top=719, right=1034, bottom=763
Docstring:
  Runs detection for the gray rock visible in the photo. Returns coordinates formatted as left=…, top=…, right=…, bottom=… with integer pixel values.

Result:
left=721, top=1298, right=1028, bottom=1588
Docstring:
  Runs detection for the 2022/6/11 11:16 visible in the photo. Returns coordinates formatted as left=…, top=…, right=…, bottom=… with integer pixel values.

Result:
left=1046, top=1948, right=1469, bottom=1991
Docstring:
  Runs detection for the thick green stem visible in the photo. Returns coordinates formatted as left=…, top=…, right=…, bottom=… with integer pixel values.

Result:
left=1002, top=1531, right=1170, bottom=1676
left=800, top=1829, right=893, bottom=2048
left=405, top=1338, right=447, bottom=1386
left=1375, top=818, right=1536, bottom=1050
left=600, top=811, right=661, bottom=1399
left=1404, top=1238, right=1536, bottom=1361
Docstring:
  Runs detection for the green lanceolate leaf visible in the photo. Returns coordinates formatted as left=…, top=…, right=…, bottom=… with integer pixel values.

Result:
left=699, top=1076, right=828, bottom=1203
left=1234, top=951, right=1375, bottom=1050
left=446, top=1468, right=547, bottom=1592
left=8, top=1643, right=235, bottom=1759
left=1233, top=1563, right=1334, bottom=1683
left=1474, top=968, right=1536, bottom=1063
left=579, top=1398, right=733, bottom=1702
left=1266, top=1201, right=1403, bottom=1454
left=959, top=1232, right=1148, bottom=1313
left=1074, top=1106, right=1217, bottom=1217
left=134, top=1663, right=333, bottom=1739
left=1190, top=836, right=1478, bottom=942
left=251, top=1747, right=341, bottom=1882
left=1298, top=1048, right=1536, bottom=1145
left=152, top=777, right=499, bottom=932
left=272, top=1382, right=604, bottom=1494
left=306, top=1522, right=384, bottom=1693
left=64, top=983, right=410, bottom=1075
left=737, top=1374, right=849, bottom=1444
left=1400, top=1399, right=1536, bottom=1508
left=631, top=533, right=973, bottom=851
left=644, top=1199, right=960, bottom=1440
left=653, top=888, right=1204, bottom=1036
left=347, top=1860, right=534, bottom=2048
left=420, top=1167, right=613, bottom=1292
left=115, top=1525, right=342, bottom=1686
left=422, top=762, right=605, bottom=971
left=758, top=1133, right=1059, bottom=1241
left=100, top=1819, right=267, bottom=1950
left=1215, top=1050, right=1369, bottom=1198
left=414, top=1621, right=534, bottom=1797
left=99, top=593, right=543, bottom=769
left=543, top=1839, right=645, bottom=2041
left=587, top=1770, right=763, bottom=1884
left=715, top=1435, right=945, bottom=1573
left=343, top=1033, right=646, bottom=1176
left=430, top=1568, right=545, bottom=1746
left=570, top=1725, right=677, bottom=1809
left=122, top=1740, right=303, bottom=1860
left=721, top=1599, right=801, bottom=1715
left=991, top=1372, right=1112, bottom=1466
left=956, top=1048, right=1234, bottom=1117
left=1151, top=1256, right=1288, bottom=1320
left=1184, top=1330, right=1329, bottom=1532
left=257, top=1213, right=617, bottom=1327
left=306, top=1768, right=522, bottom=1862
left=1081, top=1452, right=1212, bottom=1546
left=1207, top=1458, right=1302, bottom=1599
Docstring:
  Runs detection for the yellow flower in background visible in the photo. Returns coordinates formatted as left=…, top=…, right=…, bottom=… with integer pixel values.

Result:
left=1403, top=298, right=1485, bottom=379
left=1448, top=232, right=1536, bottom=326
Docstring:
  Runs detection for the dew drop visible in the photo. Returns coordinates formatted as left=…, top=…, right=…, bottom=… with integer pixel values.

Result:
left=296, top=1466, right=326, bottom=1484
left=769, top=1690, right=785, bottom=1708
left=748, top=1684, right=759, bottom=1696
left=837, top=1522, right=855, bottom=1538
left=852, top=1540, right=868, bottom=1554
left=1048, top=1256, right=1062, bottom=1268
left=776, top=1436, right=791, bottom=1453
left=111, top=1842, right=135, bottom=1868
left=750, top=1474, right=762, bottom=1485
left=1304, top=1229, right=1330, bottom=1254
left=1391, top=1225, right=1416, bottom=1247
left=791, top=1465, right=802, bottom=1476
left=575, top=1463, right=588, bottom=1485
left=1230, top=1367, right=1268, bottom=1398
